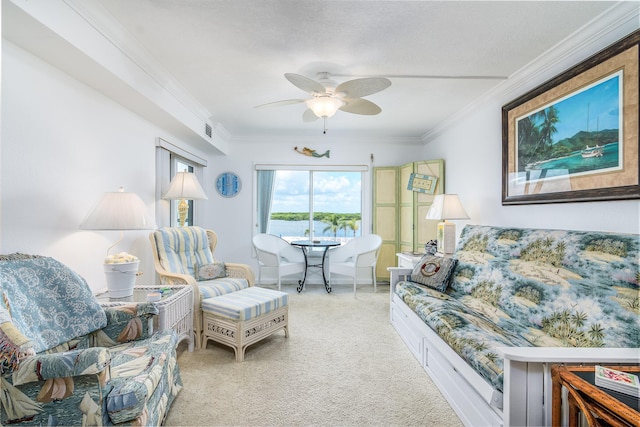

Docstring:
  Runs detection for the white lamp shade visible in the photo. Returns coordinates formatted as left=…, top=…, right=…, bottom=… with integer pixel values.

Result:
left=163, top=172, right=208, bottom=200
left=305, top=96, right=345, bottom=118
left=80, top=188, right=156, bottom=230
left=425, top=194, right=470, bottom=220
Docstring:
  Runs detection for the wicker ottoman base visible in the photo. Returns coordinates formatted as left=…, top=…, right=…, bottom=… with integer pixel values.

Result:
left=202, top=304, right=288, bottom=362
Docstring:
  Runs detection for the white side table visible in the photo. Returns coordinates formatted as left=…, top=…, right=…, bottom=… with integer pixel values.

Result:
left=396, top=252, right=424, bottom=269
left=97, top=285, right=194, bottom=352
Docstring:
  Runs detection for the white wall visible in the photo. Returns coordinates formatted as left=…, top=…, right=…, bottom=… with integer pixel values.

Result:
left=202, top=137, right=423, bottom=280
left=1, top=41, right=209, bottom=292
left=422, top=20, right=640, bottom=236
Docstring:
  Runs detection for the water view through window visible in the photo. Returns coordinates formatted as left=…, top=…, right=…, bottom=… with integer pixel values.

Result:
left=268, top=170, right=362, bottom=243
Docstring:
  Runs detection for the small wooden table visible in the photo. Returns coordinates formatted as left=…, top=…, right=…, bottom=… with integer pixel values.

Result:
left=290, top=240, right=340, bottom=293
left=551, top=364, right=640, bottom=427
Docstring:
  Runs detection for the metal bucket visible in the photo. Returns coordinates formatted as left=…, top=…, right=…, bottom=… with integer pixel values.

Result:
left=104, top=261, right=140, bottom=298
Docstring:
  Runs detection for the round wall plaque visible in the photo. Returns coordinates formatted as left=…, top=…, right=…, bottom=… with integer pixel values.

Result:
left=215, top=172, right=241, bottom=197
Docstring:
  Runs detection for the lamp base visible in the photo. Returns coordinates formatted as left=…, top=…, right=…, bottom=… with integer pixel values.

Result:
left=104, top=261, right=140, bottom=298
left=178, top=199, right=189, bottom=227
left=436, top=221, right=457, bottom=255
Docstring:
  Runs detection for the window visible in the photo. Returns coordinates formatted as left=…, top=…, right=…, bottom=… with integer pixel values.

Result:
left=170, top=156, right=196, bottom=227
left=255, top=165, right=369, bottom=244
left=156, top=138, right=207, bottom=227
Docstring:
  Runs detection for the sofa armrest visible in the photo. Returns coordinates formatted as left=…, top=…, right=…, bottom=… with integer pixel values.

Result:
left=224, top=262, right=255, bottom=286
left=388, top=267, right=412, bottom=288
left=12, top=347, right=110, bottom=386
left=95, top=303, right=159, bottom=345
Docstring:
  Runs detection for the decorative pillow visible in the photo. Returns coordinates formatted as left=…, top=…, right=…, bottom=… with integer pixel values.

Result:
left=195, top=261, right=226, bottom=281
left=410, top=254, right=458, bottom=292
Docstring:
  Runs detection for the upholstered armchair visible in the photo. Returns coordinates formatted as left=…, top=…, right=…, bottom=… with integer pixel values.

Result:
left=149, top=226, right=255, bottom=349
left=0, top=254, right=182, bottom=426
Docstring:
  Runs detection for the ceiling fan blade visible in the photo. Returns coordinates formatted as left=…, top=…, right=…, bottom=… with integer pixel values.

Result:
left=254, top=99, right=306, bottom=108
left=335, top=77, right=391, bottom=98
left=285, top=73, right=326, bottom=95
left=340, top=98, right=382, bottom=115
left=303, top=108, right=319, bottom=122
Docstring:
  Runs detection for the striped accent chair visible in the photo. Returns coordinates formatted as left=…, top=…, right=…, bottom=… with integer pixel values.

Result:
left=150, top=226, right=255, bottom=349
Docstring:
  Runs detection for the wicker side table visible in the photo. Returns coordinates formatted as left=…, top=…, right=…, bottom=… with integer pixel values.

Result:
left=97, top=285, right=194, bottom=352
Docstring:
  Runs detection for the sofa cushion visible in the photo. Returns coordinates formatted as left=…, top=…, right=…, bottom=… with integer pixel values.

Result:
left=197, top=277, right=250, bottom=299
left=153, top=226, right=214, bottom=276
left=395, top=280, right=532, bottom=392
left=0, top=257, right=107, bottom=353
left=395, top=280, right=467, bottom=317
left=202, top=287, right=288, bottom=321
left=451, top=225, right=640, bottom=348
left=409, top=254, right=457, bottom=292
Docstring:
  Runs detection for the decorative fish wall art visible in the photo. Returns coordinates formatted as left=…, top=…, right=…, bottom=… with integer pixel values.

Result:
left=294, top=146, right=330, bottom=158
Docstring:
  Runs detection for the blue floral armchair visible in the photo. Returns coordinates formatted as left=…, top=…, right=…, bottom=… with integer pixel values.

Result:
left=0, top=255, right=182, bottom=426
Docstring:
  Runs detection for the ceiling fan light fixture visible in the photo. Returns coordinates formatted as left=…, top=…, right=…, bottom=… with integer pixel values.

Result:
left=305, top=96, right=344, bottom=118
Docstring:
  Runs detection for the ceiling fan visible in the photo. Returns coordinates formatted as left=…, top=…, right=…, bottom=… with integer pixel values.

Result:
left=255, top=72, right=391, bottom=133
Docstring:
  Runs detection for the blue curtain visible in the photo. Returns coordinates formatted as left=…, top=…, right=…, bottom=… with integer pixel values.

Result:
left=256, top=170, right=275, bottom=233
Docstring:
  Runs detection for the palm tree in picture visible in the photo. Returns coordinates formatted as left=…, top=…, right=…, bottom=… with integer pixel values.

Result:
left=536, top=106, right=559, bottom=158
left=517, top=115, right=543, bottom=170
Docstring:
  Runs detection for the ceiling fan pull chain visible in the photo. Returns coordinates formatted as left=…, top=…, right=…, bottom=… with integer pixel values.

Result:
left=323, top=117, right=327, bottom=134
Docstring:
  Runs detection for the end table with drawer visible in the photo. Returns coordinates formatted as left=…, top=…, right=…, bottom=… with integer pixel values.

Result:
left=97, top=285, right=194, bottom=352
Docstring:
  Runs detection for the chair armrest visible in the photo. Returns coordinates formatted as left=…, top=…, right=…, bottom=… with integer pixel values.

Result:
left=94, top=303, right=159, bottom=345
left=224, top=262, right=256, bottom=286
left=157, top=270, right=197, bottom=287
left=12, top=347, right=111, bottom=386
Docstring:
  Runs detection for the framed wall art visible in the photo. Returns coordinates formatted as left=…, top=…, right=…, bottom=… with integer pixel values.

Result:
left=407, top=173, right=438, bottom=194
left=502, top=30, right=639, bottom=205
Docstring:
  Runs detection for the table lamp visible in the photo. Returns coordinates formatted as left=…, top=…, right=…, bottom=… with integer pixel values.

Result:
left=80, top=187, right=156, bottom=297
left=425, top=194, right=470, bottom=255
left=163, top=171, right=208, bottom=226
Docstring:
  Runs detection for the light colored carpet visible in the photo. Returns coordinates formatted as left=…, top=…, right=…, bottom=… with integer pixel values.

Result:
left=165, top=282, right=462, bottom=427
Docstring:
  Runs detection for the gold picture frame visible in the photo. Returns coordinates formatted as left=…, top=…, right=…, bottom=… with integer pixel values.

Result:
left=502, top=30, right=639, bottom=205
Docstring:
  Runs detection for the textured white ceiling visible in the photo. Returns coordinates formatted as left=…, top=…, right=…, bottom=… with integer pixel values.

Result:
left=7, top=0, right=620, bottom=140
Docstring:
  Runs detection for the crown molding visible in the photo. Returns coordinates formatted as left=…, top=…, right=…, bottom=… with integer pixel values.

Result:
left=230, top=133, right=423, bottom=146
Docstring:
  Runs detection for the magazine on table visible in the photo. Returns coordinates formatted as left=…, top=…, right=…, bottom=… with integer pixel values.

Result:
left=594, top=366, right=640, bottom=397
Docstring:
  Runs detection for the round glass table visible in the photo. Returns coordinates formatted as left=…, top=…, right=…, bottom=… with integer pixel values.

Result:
left=290, top=240, right=340, bottom=293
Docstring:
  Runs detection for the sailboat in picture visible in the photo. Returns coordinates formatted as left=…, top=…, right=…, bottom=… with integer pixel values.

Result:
left=581, top=145, right=604, bottom=158
left=581, top=108, right=604, bottom=158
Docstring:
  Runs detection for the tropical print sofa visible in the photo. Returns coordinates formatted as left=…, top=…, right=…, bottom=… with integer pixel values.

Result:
left=0, top=254, right=182, bottom=426
left=394, top=225, right=640, bottom=393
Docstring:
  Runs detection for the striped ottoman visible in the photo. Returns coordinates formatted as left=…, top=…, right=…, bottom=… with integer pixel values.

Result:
left=201, top=286, right=289, bottom=362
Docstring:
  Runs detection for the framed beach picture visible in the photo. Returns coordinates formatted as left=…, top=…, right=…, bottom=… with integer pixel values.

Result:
left=502, top=30, right=639, bottom=205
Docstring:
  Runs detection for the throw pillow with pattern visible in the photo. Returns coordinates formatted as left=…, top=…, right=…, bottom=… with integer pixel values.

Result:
left=195, top=261, right=226, bottom=281
left=410, top=254, right=457, bottom=292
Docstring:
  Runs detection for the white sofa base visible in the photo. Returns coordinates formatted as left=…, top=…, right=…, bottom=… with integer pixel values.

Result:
left=391, top=292, right=503, bottom=426
left=389, top=268, right=639, bottom=427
